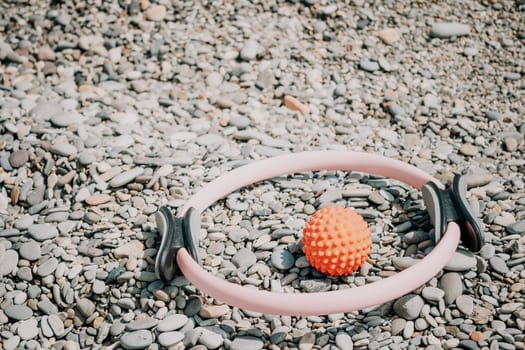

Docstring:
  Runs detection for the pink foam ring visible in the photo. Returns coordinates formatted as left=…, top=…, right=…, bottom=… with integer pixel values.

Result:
left=175, top=151, right=457, bottom=316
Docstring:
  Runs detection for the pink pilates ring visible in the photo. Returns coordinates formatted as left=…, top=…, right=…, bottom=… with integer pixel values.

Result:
left=155, top=151, right=483, bottom=316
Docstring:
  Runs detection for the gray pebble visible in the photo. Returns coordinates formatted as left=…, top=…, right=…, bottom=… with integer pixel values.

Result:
left=9, top=150, right=29, bottom=168
left=126, top=318, right=158, bottom=331
left=335, top=332, right=353, bottom=350
left=27, top=224, right=58, bottom=241
left=76, top=298, right=95, bottom=318
left=506, top=220, right=525, bottom=235
left=421, top=287, right=445, bottom=302
left=489, top=256, right=509, bottom=275
left=17, top=318, right=39, bottom=340
left=230, top=336, right=264, bottom=350
left=37, top=257, right=59, bottom=276
left=240, top=40, right=260, bottom=61
left=198, top=329, right=224, bottom=349
left=50, top=112, right=82, bottom=127
left=359, top=58, right=380, bottom=72
left=456, top=295, right=474, bottom=315
left=119, top=330, right=153, bottom=349
left=439, top=272, right=463, bottom=304
left=158, top=331, right=184, bottom=347
left=50, top=143, right=78, bottom=157
left=430, top=23, right=471, bottom=38
left=271, top=248, right=295, bottom=270
left=157, top=314, right=188, bottom=332
left=463, top=47, right=479, bottom=56
left=393, top=294, right=424, bottom=320
left=231, top=248, right=257, bottom=269
left=110, top=168, right=144, bottom=187
left=4, top=304, right=33, bottom=321
left=445, top=249, right=476, bottom=271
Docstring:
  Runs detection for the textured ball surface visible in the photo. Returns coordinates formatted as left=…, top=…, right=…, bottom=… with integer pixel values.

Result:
left=302, top=206, right=371, bottom=277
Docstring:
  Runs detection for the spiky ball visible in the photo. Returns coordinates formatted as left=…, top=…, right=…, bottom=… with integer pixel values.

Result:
left=302, top=206, right=371, bottom=277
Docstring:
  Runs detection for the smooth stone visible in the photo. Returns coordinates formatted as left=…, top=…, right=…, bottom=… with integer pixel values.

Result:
left=240, top=40, right=259, bottom=61
left=506, top=220, right=525, bottom=235
left=110, top=168, right=144, bottom=187
left=126, top=318, right=159, bottom=330
left=485, top=111, right=501, bottom=121
left=4, top=335, right=20, bottom=350
left=50, top=143, right=77, bottom=157
left=393, top=294, right=424, bottom=320
left=231, top=248, right=257, bottom=268
left=489, top=256, right=510, bottom=275
left=4, top=304, right=33, bottom=320
left=335, top=332, right=354, bottom=350
left=157, top=314, right=188, bottom=332
left=199, top=304, right=230, bottom=319
left=14, top=215, right=34, bottom=230
left=17, top=318, right=39, bottom=340
left=50, top=112, right=82, bottom=127
left=391, top=318, right=406, bottom=336
left=48, top=314, right=65, bottom=336
left=463, top=47, right=479, bottom=56
left=27, top=224, right=58, bottom=241
left=271, top=248, right=295, bottom=270
left=421, top=287, right=445, bottom=302
left=359, top=58, right=380, bottom=72
left=9, top=150, right=29, bottom=168
left=445, top=249, right=476, bottom=271
left=230, top=336, right=264, bottom=350
left=430, top=23, right=471, bottom=38
left=198, top=329, right=223, bottom=349
left=120, top=330, right=153, bottom=349
left=145, top=5, right=167, bottom=21
left=439, top=272, right=463, bottom=304
left=76, top=298, right=96, bottom=318
left=37, top=257, right=59, bottom=276
left=0, top=250, right=18, bottom=276
left=299, top=332, right=316, bottom=350
left=158, top=331, right=184, bottom=347
left=456, top=295, right=474, bottom=315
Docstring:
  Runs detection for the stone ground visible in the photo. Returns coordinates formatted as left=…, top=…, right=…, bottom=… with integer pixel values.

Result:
left=0, top=0, right=524, bottom=349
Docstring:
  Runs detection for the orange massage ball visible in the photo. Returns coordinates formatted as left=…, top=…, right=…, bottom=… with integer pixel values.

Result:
left=302, top=206, right=371, bottom=277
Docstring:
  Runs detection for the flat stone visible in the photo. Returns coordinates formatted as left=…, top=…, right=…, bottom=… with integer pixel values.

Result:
left=48, top=314, right=65, bottom=336
left=110, top=168, right=144, bottom=187
left=445, top=249, right=476, bottom=271
left=199, top=329, right=224, bottom=349
left=85, top=193, right=112, bottom=206
left=271, top=248, right=295, bottom=270
left=9, top=150, right=29, bottom=168
left=422, top=287, right=445, bottom=302
left=378, top=28, right=400, bottom=44
left=506, top=220, right=525, bottom=235
left=393, top=294, right=424, bottom=320
left=37, top=257, right=59, bottom=276
left=126, top=318, right=159, bottom=331
left=456, top=295, right=474, bottom=315
left=489, top=256, right=510, bottom=275
left=27, top=224, right=58, bottom=241
left=3, top=336, right=20, bottom=350
left=359, top=58, right=380, bottom=72
left=199, top=304, right=230, bottom=319
left=460, top=144, right=479, bottom=156
left=4, top=304, right=33, bottom=321
left=114, top=240, right=144, bottom=258
left=158, top=331, right=184, bottom=347
left=430, top=23, right=471, bottom=38
left=335, top=332, right=354, bottom=350
left=76, top=298, right=95, bottom=318
left=157, top=314, right=188, bottom=332
left=50, top=112, right=83, bottom=127
left=50, top=143, right=78, bottom=157
left=0, top=250, right=18, bottom=277
left=391, top=318, right=406, bottom=336
left=14, top=215, right=34, bottom=230
left=299, top=332, right=316, bottom=350
left=17, top=318, right=39, bottom=340
left=230, top=336, right=264, bottom=350
left=145, top=5, right=167, bottom=21
left=240, top=40, right=259, bottom=61
left=120, top=330, right=153, bottom=349
left=231, top=248, right=257, bottom=268
left=283, top=95, right=310, bottom=115
left=439, top=272, right=463, bottom=304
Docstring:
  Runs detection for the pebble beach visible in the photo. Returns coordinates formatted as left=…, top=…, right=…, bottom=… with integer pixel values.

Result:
left=0, top=1, right=524, bottom=349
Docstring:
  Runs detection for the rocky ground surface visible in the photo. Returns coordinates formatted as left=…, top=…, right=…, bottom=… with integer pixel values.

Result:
left=0, top=0, right=524, bottom=349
